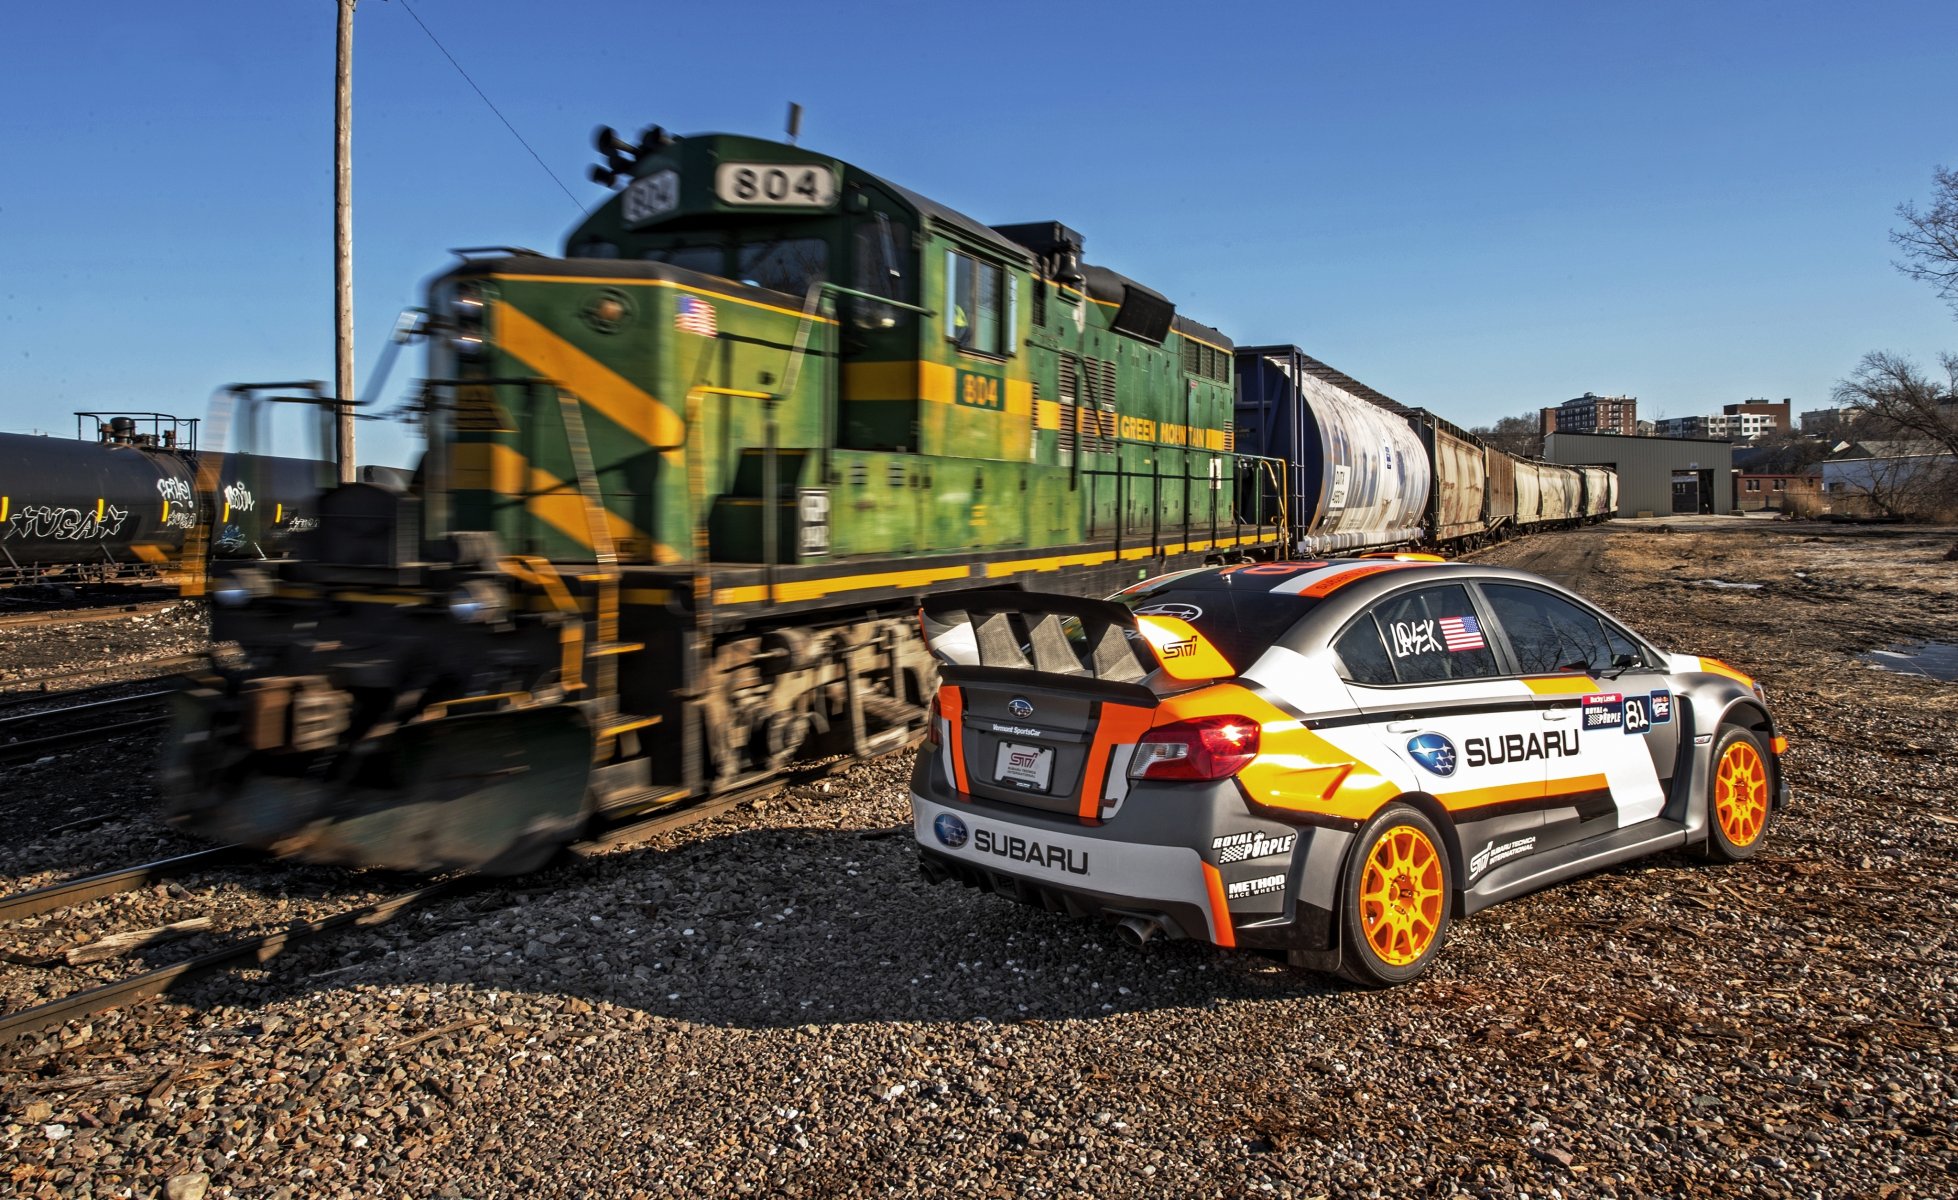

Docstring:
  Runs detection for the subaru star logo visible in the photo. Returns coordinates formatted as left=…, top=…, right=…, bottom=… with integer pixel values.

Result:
left=1007, top=697, right=1035, bottom=719
left=933, top=813, right=968, bottom=848
left=1406, top=732, right=1458, bottom=777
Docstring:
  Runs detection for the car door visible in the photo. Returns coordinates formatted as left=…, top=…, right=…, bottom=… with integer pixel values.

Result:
left=1476, top=582, right=1678, bottom=831
left=1332, top=583, right=1556, bottom=878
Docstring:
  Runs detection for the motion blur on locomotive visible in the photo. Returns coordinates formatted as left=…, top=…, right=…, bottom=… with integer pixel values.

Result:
left=162, top=124, right=1614, bottom=874
left=163, top=126, right=1298, bottom=873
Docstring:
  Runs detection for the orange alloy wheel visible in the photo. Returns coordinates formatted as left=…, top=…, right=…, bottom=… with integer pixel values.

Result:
left=1714, top=740, right=1769, bottom=847
left=1358, top=825, right=1446, bottom=966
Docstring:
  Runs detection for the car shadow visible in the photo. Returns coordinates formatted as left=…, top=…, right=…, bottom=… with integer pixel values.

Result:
left=123, top=819, right=1351, bottom=1030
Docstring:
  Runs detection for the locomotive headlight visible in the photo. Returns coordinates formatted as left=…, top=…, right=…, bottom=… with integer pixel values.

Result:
left=213, top=567, right=273, bottom=608
left=448, top=579, right=508, bottom=624
left=447, top=283, right=489, bottom=357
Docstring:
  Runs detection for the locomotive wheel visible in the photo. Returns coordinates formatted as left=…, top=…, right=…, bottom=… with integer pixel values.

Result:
left=1699, top=724, right=1773, bottom=862
left=1337, top=803, right=1452, bottom=988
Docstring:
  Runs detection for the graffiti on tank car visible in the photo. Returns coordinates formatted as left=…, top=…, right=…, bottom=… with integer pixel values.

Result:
left=222, top=482, right=256, bottom=513
left=4, top=504, right=130, bottom=542
left=156, top=478, right=194, bottom=504
left=156, top=477, right=198, bottom=528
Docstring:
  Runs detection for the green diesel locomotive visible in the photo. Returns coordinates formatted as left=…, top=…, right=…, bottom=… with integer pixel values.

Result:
left=164, top=125, right=1288, bottom=872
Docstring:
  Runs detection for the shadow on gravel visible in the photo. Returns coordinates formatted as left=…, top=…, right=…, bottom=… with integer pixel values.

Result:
left=160, top=820, right=1354, bottom=1030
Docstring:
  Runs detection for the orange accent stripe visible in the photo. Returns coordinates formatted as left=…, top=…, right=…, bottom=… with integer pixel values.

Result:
left=1523, top=675, right=1599, bottom=696
left=1698, top=657, right=1757, bottom=688
left=1770, top=735, right=1788, bottom=755
left=1076, top=703, right=1157, bottom=819
left=939, top=686, right=971, bottom=796
left=1297, top=562, right=1416, bottom=597
left=1200, top=862, right=1236, bottom=948
left=1440, top=772, right=1609, bottom=813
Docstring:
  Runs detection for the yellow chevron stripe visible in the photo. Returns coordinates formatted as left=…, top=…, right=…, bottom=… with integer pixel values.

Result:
left=450, top=441, right=678, bottom=563
left=492, top=273, right=838, bottom=324
left=496, top=304, right=685, bottom=458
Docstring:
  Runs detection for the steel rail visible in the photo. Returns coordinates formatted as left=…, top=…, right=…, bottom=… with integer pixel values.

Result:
left=0, top=847, right=250, bottom=922
left=0, top=880, right=466, bottom=1043
left=0, top=690, right=173, bottom=732
left=0, top=715, right=171, bottom=767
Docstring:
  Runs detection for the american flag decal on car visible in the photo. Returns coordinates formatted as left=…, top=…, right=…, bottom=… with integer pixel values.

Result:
left=1439, top=614, right=1486, bottom=651
left=674, top=295, right=718, bottom=337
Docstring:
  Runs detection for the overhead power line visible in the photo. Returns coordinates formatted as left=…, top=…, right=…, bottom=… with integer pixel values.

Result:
left=391, top=0, right=584, bottom=212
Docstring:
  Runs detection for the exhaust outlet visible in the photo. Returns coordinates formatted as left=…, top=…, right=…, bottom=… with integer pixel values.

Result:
left=1115, top=915, right=1164, bottom=947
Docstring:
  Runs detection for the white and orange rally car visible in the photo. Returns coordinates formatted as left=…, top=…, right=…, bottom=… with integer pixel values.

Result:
left=910, top=559, right=1788, bottom=986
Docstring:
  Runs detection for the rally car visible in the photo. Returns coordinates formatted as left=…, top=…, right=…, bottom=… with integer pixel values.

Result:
left=909, top=559, right=1788, bottom=986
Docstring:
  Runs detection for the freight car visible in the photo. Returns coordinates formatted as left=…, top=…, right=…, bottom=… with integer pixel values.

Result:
left=163, top=126, right=1292, bottom=873
left=0, top=414, right=405, bottom=584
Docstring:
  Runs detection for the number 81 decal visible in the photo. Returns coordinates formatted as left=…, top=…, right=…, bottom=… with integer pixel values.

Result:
left=714, top=162, right=837, bottom=208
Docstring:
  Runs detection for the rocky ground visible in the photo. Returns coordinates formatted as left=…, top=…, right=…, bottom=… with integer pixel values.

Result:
left=2, top=519, right=1954, bottom=1199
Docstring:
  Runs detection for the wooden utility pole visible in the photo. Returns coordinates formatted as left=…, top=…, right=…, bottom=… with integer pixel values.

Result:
left=334, top=0, right=356, bottom=481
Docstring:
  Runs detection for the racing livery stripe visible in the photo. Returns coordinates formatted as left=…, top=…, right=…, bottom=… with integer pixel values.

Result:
left=939, top=686, right=972, bottom=795
left=1287, top=562, right=1422, bottom=598
left=1200, top=862, right=1237, bottom=948
left=1523, top=676, right=1601, bottom=696
left=1696, top=656, right=1757, bottom=688
left=1439, top=772, right=1610, bottom=813
left=1078, top=702, right=1157, bottom=819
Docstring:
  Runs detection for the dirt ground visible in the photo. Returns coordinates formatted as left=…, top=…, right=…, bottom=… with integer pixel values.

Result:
left=1, top=518, right=1954, bottom=1199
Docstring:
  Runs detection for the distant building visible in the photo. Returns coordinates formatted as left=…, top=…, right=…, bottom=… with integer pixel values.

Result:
left=1801, top=407, right=1859, bottom=436
left=1654, top=399, right=1789, bottom=443
left=1736, top=472, right=1820, bottom=513
left=1635, top=419, right=1656, bottom=436
left=1544, top=431, right=1734, bottom=517
left=1722, top=399, right=1791, bottom=437
left=1539, top=407, right=1559, bottom=436
left=1549, top=392, right=1637, bottom=435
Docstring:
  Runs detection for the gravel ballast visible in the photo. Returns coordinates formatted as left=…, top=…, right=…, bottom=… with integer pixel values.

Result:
left=2, top=520, right=1954, bottom=1198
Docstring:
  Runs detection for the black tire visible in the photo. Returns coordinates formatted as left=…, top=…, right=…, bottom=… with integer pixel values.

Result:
left=1700, top=724, right=1773, bottom=862
left=1337, top=803, right=1454, bottom=987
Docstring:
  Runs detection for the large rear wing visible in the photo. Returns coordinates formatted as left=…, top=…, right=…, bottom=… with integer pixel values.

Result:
left=920, top=587, right=1232, bottom=703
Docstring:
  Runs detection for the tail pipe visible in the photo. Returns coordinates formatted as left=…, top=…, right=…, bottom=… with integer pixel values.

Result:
left=1115, top=915, right=1165, bottom=947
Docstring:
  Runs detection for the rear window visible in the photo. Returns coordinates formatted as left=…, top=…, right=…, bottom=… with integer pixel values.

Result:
left=1113, top=571, right=1317, bottom=673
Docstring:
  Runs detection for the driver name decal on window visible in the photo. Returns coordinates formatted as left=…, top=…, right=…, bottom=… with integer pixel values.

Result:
left=1389, top=620, right=1442, bottom=658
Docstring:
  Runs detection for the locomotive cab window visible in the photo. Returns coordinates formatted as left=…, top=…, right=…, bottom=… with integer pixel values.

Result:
left=738, top=237, right=827, bottom=296
left=945, top=249, right=1013, bottom=357
left=642, top=244, right=725, bottom=275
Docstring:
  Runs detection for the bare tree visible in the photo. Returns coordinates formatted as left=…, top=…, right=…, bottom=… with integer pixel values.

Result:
left=1894, top=165, right=1958, bottom=316
left=1470, top=413, right=1543, bottom=458
left=1831, top=351, right=1958, bottom=460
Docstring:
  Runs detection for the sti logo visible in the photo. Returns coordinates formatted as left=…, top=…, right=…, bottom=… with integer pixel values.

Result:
left=932, top=813, right=968, bottom=849
left=1006, top=749, right=1040, bottom=771
left=1406, top=732, right=1458, bottom=777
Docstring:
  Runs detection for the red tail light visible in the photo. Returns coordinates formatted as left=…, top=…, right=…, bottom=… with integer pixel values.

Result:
left=1129, top=715, right=1261, bottom=781
left=924, top=694, right=943, bottom=749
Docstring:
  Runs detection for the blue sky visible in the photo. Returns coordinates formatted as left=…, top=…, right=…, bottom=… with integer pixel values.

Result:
left=2, top=0, right=1953, bottom=465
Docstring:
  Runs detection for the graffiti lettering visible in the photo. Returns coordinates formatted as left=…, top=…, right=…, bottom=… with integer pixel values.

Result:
left=222, top=483, right=256, bottom=513
left=155, top=478, right=194, bottom=504
left=4, top=505, right=130, bottom=542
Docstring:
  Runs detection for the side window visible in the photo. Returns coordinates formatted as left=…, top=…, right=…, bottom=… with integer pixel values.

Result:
left=1601, top=622, right=1644, bottom=667
left=1334, top=616, right=1397, bottom=686
left=944, top=249, right=1008, bottom=355
left=1482, top=584, right=1617, bottom=675
left=852, top=219, right=910, bottom=330
left=1367, top=585, right=1501, bottom=684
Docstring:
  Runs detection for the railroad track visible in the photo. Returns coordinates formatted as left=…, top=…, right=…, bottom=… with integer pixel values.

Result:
left=0, top=652, right=208, bottom=706
left=0, top=742, right=916, bottom=1043
left=0, top=598, right=182, bottom=632
left=0, top=688, right=175, bottom=767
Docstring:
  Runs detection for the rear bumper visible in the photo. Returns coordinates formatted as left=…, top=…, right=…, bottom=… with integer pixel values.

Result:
left=910, top=758, right=1353, bottom=954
